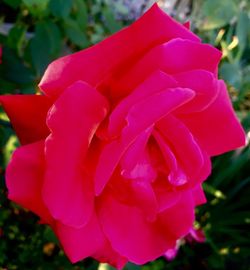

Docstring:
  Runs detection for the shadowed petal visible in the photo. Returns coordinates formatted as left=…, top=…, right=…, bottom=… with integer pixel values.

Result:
left=0, top=95, right=52, bottom=145
left=6, top=141, right=52, bottom=223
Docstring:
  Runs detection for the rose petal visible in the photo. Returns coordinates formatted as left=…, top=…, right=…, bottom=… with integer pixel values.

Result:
left=39, top=4, right=199, bottom=99
left=108, top=39, right=222, bottom=96
left=6, top=141, right=52, bottom=223
left=95, top=88, right=195, bottom=195
left=54, top=213, right=105, bottom=263
left=173, top=69, right=219, bottom=113
left=192, top=184, right=207, bottom=206
left=92, top=241, right=127, bottom=270
left=156, top=115, right=211, bottom=185
left=180, top=80, right=246, bottom=156
left=0, top=95, right=52, bottom=145
left=120, top=126, right=154, bottom=180
left=183, top=21, right=190, bottom=29
left=153, top=130, right=188, bottom=186
left=43, top=81, right=109, bottom=228
left=108, top=70, right=178, bottom=137
left=98, top=189, right=194, bottom=264
left=152, top=175, right=181, bottom=212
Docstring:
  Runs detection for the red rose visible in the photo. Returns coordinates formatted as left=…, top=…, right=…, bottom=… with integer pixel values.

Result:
left=0, top=4, right=245, bottom=269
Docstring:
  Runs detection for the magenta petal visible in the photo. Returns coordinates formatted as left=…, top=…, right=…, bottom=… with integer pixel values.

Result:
left=157, top=115, right=211, bottom=185
left=39, top=4, right=199, bottom=99
left=120, top=126, right=154, bottom=180
left=0, top=95, right=52, bottom=145
left=43, top=81, right=109, bottom=228
left=173, top=69, right=219, bottom=113
left=110, top=39, right=222, bottom=95
left=92, top=241, right=128, bottom=270
left=95, top=88, right=195, bottom=195
left=98, top=190, right=194, bottom=264
left=131, top=178, right=158, bottom=222
left=54, top=213, right=105, bottom=263
left=153, top=130, right=188, bottom=186
left=152, top=176, right=181, bottom=212
left=181, top=80, right=246, bottom=156
left=108, top=70, right=178, bottom=137
left=6, top=141, right=51, bottom=223
left=192, top=184, right=207, bottom=206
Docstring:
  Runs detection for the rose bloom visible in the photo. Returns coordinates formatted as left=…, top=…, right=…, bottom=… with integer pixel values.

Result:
left=0, top=4, right=245, bottom=269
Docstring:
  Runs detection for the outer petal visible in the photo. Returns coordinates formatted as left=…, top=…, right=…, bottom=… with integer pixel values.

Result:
left=192, top=184, right=207, bottom=206
left=54, top=213, right=105, bottom=263
left=39, top=4, right=199, bottom=99
left=98, top=189, right=194, bottom=264
left=108, top=39, right=222, bottom=97
left=6, top=141, right=52, bottom=223
left=180, top=80, right=246, bottom=156
left=95, top=88, right=195, bottom=195
left=92, top=241, right=128, bottom=270
left=0, top=95, right=52, bottom=145
left=43, top=81, right=109, bottom=228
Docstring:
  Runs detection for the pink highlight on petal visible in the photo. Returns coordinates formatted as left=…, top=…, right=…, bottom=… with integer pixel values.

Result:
left=189, top=228, right=206, bottom=243
left=164, top=246, right=178, bottom=261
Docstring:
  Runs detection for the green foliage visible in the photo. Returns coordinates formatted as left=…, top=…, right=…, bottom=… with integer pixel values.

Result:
left=0, top=0, right=250, bottom=269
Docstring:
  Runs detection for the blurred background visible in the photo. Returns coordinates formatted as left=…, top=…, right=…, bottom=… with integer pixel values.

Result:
left=0, top=0, right=250, bottom=269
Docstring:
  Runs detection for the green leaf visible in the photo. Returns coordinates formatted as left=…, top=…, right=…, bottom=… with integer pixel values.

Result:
left=3, top=0, right=21, bottom=9
left=7, top=24, right=27, bottom=56
left=102, top=6, right=122, bottom=33
left=74, top=0, right=88, bottom=31
left=29, top=21, right=62, bottom=76
left=201, top=0, right=237, bottom=30
left=22, top=0, right=50, bottom=17
left=3, top=135, right=19, bottom=166
left=49, top=0, right=73, bottom=18
left=236, top=11, right=250, bottom=51
left=64, top=18, right=89, bottom=48
left=220, top=62, right=242, bottom=88
left=2, top=46, right=35, bottom=84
